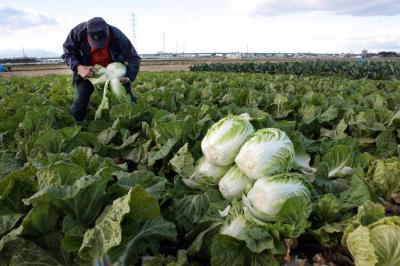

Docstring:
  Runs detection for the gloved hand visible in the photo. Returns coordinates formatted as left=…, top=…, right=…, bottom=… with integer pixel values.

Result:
left=77, top=65, right=93, bottom=78
left=119, top=77, right=131, bottom=85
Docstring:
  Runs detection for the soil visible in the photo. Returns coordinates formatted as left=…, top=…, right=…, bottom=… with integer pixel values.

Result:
left=0, top=64, right=190, bottom=78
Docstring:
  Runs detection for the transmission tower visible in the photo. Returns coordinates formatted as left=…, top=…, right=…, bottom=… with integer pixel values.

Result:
left=162, top=31, right=166, bottom=53
left=131, top=13, right=137, bottom=47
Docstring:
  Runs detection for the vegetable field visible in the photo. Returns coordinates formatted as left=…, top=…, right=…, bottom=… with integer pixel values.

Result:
left=1, top=70, right=400, bottom=265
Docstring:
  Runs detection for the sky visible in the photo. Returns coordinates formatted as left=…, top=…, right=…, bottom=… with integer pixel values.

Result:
left=1, top=0, right=400, bottom=55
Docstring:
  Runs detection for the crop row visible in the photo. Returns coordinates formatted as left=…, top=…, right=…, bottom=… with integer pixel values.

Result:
left=0, top=72, right=399, bottom=265
left=190, top=60, right=400, bottom=80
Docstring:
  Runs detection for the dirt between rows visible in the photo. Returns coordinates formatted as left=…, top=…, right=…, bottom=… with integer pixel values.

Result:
left=0, top=64, right=190, bottom=78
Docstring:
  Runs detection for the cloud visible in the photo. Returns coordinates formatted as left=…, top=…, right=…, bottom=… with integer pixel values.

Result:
left=0, top=6, right=58, bottom=33
left=229, top=0, right=400, bottom=17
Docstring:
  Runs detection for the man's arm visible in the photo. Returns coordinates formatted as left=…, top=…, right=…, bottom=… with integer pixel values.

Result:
left=62, top=28, right=82, bottom=72
left=118, top=31, right=141, bottom=82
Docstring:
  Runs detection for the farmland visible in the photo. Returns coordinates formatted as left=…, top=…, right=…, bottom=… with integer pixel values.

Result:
left=0, top=64, right=400, bottom=265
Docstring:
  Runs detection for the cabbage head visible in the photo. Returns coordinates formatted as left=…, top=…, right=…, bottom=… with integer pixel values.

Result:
left=218, top=165, right=253, bottom=200
left=89, top=62, right=131, bottom=119
left=343, top=201, right=400, bottom=266
left=366, top=157, right=400, bottom=201
left=235, top=128, right=294, bottom=180
left=242, top=173, right=311, bottom=223
left=183, top=156, right=230, bottom=188
left=201, top=114, right=254, bottom=166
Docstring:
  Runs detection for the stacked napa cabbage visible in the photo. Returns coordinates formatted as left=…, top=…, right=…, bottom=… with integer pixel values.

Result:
left=181, top=113, right=314, bottom=244
left=184, top=113, right=303, bottom=203
left=183, top=114, right=254, bottom=194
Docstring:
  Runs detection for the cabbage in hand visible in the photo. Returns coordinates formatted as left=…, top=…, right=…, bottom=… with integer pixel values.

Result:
left=89, top=62, right=131, bottom=119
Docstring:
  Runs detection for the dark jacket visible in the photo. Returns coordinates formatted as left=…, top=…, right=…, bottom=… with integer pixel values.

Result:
left=62, top=22, right=141, bottom=85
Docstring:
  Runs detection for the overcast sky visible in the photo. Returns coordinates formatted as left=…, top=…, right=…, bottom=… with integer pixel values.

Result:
left=1, top=0, right=400, bottom=55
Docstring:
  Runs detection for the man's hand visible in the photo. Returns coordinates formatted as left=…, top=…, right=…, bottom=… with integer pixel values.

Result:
left=77, top=65, right=93, bottom=78
left=119, top=77, right=131, bottom=85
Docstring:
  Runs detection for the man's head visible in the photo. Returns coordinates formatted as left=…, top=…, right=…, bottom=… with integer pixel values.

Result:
left=87, top=17, right=109, bottom=49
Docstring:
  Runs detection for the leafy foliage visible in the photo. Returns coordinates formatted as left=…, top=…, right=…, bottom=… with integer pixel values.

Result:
left=0, top=70, right=399, bottom=265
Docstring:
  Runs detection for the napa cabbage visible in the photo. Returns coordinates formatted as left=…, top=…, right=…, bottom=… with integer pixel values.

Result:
left=201, top=114, right=254, bottom=166
left=343, top=201, right=400, bottom=266
left=242, top=173, right=311, bottom=223
left=235, top=128, right=294, bottom=180
left=183, top=156, right=230, bottom=188
left=218, top=165, right=253, bottom=200
left=89, top=62, right=131, bottom=119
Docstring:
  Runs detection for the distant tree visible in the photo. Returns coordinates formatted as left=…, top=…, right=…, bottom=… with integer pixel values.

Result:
left=0, top=57, right=38, bottom=64
left=377, top=51, right=399, bottom=57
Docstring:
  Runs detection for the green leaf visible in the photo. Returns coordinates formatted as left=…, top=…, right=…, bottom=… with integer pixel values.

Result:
left=369, top=219, right=400, bottom=266
left=313, top=193, right=344, bottom=224
left=322, top=145, right=353, bottom=178
left=26, top=174, right=109, bottom=226
left=97, top=118, right=120, bottom=145
left=78, top=185, right=160, bottom=261
left=37, top=161, right=86, bottom=189
left=366, top=157, right=400, bottom=200
left=210, top=235, right=280, bottom=266
left=169, top=143, right=195, bottom=178
left=148, top=137, right=179, bottom=166
left=318, top=106, right=338, bottom=123
left=357, top=201, right=385, bottom=226
left=0, top=214, right=24, bottom=236
left=69, top=147, right=103, bottom=175
left=111, top=218, right=177, bottom=265
left=375, top=130, right=398, bottom=158
left=388, top=110, right=400, bottom=127
left=311, top=223, right=343, bottom=247
left=320, top=119, right=348, bottom=140
left=107, top=170, right=168, bottom=198
left=173, top=190, right=220, bottom=231
left=61, top=215, right=88, bottom=253
left=34, top=126, right=81, bottom=154
left=275, top=196, right=312, bottom=238
left=346, top=226, right=378, bottom=266
left=299, top=104, right=317, bottom=124
left=339, top=175, right=371, bottom=207
left=0, top=167, right=36, bottom=215
left=0, top=153, right=23, bottom=180
left=1, top=237, right=69, bottom=266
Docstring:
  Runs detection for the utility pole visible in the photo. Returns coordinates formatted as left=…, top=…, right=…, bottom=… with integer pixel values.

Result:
left=131, top=13, right=137, bottom=47
left=162, top=31, right=166, bottom=53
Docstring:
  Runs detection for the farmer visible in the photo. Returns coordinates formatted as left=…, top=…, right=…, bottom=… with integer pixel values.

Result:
left=62, top=17, right=141, bottom=121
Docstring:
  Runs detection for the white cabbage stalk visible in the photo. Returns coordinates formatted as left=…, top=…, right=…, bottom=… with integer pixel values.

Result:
left=242, top=174, right=311, bottom=222
left=106, top=62, right=126, bottom=78
left=220, top=215, right=248, bottom=239
left=182, top=157, right=230, bottom=188
left=201, top=113, right=254, bottom=166
left=219, top=165, right=253, bottom=200
left=235, top=128, right=294, bottom=180
left=110, top=78, right=131, bottom=103
left=88, top=62, right=130, bottom=119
